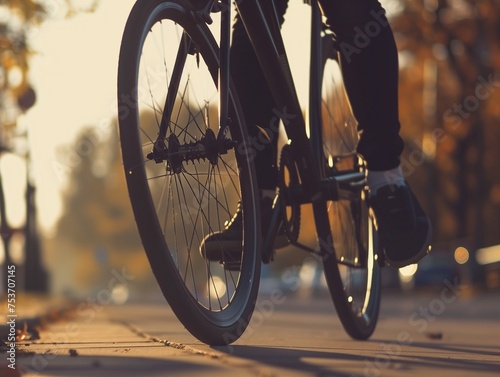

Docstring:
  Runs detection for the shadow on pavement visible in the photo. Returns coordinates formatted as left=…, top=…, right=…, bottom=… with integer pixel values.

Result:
left=17, top=354, right=217, bottom=377
left=214, top=341, right=500, bottom=376
left=409, top=340, right=500, bottom=357
left=213, top=345, right=368, bottom=377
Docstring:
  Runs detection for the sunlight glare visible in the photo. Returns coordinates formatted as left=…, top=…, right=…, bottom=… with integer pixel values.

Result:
left=209, top=276, right=227, bottom=298
left=398, top=263, right=418, bottom=282
left=0, top=153, right=27, bottom=228
left=24, top=0, right=136, bottom=231
left=454, top=246, right=469, bottom=265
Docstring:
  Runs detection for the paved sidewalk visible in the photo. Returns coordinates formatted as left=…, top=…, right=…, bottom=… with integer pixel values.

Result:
left=0, top=294, right=73, bottom=347
left=0, top=294, right=255, bottom=377
left=10, top=318, right=255, bottom=377
left=1, top=290, right=499, bottom=376
left=0, top=294, right=74, bottom=377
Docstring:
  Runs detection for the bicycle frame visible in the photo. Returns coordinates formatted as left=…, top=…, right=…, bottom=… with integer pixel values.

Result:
left=117, top=0, right=381, bottom=344
left=218, top=0, right=366, bottom=257
left=226, top=0, right=364, bottom=190
left=229, top=0, right=321, bottom=197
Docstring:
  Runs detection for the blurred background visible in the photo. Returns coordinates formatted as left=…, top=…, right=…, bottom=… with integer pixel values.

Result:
left=0, top=0, right=499, bottom=301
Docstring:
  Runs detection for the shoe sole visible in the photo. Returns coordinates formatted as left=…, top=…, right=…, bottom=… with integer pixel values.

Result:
left=202, top=234, right=290, bottom=263
left=202, top=240, right=242, bottom=262
left=383, top=218, right=432, bottom=268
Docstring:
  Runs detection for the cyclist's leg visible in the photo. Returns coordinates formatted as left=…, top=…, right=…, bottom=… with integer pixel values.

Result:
left=231, top=0, right=289, bottom=192
left=319, top=0, right=403, bottom=171
left=200, top=0, right=290, bottom=263
left=319, top=0, right=431, bottom=267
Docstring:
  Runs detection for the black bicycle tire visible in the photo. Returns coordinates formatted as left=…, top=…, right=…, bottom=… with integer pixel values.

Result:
left=117, top=0, right=261, bottom=345
left=312, top=35, right=381, bottom=340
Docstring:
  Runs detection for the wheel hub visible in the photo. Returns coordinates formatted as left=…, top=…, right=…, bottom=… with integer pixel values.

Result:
left=147, top=128, right=237, bottom=174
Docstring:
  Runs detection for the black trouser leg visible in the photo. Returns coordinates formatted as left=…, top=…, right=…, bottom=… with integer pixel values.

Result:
left=319, top=0, right=404, bottom=170
left=231, top=0, right=289, bottom=190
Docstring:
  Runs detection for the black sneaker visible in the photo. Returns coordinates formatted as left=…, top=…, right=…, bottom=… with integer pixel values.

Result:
left=200, top=196, right=289, bottom=268
left=369, top=183, right=432, bottom=268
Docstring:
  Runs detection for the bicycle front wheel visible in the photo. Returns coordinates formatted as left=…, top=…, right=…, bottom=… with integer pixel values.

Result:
left=313, top=33, right=381, bottom=340
left=117, top=0, right=261, bottom=345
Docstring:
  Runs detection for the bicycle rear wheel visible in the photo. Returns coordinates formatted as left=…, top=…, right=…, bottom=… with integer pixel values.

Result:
left=117, top=0, right=261, bottom=345
left=313, top=33, right=381, bottom=340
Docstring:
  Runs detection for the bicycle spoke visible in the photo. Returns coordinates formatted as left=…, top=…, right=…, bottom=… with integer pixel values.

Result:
left=118, top=0, right=261, bottom=344
left=317, top=35, right=380, bottom=339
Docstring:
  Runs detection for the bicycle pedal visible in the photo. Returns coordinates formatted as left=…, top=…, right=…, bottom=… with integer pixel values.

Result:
left=222, top=260, right=241, bottom=271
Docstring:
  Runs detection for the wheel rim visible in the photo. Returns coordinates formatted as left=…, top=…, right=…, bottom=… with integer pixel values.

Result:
left=326, top=196, right=378, bottom=321
left=320, top=36, right=380, bottom=332
left=121, top=6, right=258, bottom=316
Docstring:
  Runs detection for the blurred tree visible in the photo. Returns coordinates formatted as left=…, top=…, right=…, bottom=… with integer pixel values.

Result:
left=0, top=0, right=101, bottom=292
left=51, top=124, right=152, bottom=294
left=0, top=0, right=46, bottom=292
left=391, top=0, right=500, bottom=282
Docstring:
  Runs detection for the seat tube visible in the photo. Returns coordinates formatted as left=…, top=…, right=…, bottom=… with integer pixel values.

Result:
left=235, top=0, right=320, bottom=195
left=309, top=0, right=324, bottom=170
left=218, top=0, right=231, bottom=142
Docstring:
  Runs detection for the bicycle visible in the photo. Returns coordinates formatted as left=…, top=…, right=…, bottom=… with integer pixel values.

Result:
left=117, top=0, right=381, bottom=345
